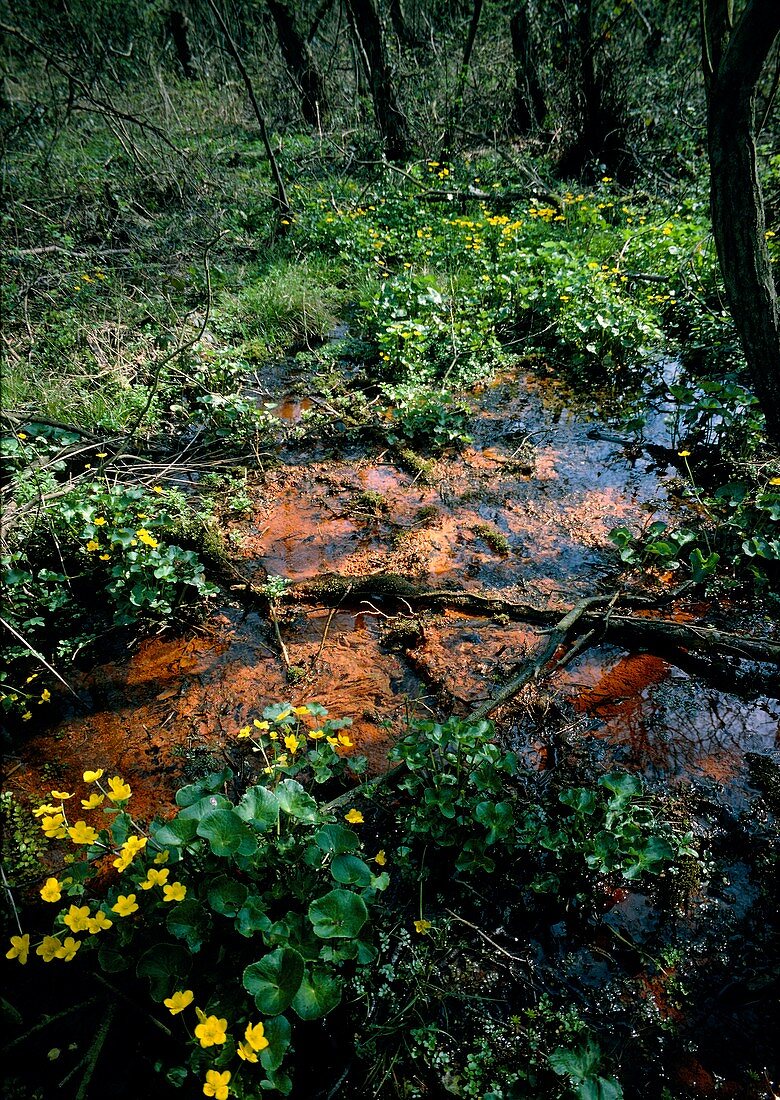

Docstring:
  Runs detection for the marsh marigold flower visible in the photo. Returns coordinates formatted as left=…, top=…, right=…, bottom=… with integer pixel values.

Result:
left=141, top=867, right=169, bottom=890
left=414, top=919, right=432, bottom=934
left=107, top=776, right=131, bottom=802
left=164, top=989, right=194, bottom=1015
left=244, top=1021, right=269, bottom=1052
left=41, top=814, right=67, bottom=839
left=56, top=936, right=81, bottom=961
left=237, top=1042, right=257, bottom=1062
left=112, top=893, right=139, bottom=917
left=6, top=934, right=30, bottom=964
left=50, top=790, right=73, bottom=800
left=40, top=877, right=62, bottom=902
left=88, top=911, right=113, bottom=933
left=81, top=793, right=105, bottom=810
left=63, top=904, right=91, bottom=933
left=374, top=850, right=387, bottom=867
left=83, top=769, right=104, bottom=783
left=163, top=881, right=187, bottom=903
left=283, top=732, right=301, bottom=754
left=68, top=821, right=99, bottom=846
left=203, top=1069, right=231, bottom=1099
left=344, top=809, right=364, bottom=825
left=36, top=935, right=62, bottom=962
left=194, top=1012, right=228, bottom=1048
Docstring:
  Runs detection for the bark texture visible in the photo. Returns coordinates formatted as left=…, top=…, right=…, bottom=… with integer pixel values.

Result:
left=345, top=0, right=410, bottom=162
left=267, top=0, right=327, bottom=127
left=703, top=0, right=780, bottom=443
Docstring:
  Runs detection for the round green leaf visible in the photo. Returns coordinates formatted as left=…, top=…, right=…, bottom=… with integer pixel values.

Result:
left=276, top=779, right=319, bottom=823
left=314, top=824, right=360, bottom=856
left=243, top=948, right=304, bottom=1015
left=151, top=816, right=197, bottom=849
left=166, top=899, right=211, bottom=952
left=291, top=967, right=342, bottom=1020
left=330, top=854, right=372, bottom=887
left=308, top=889, right=368, bottom=939
left=259, top=1014, right=291, bottom=1073
left=196, top=809, right=257, bottom=857
left=207, top=875, right=248, bottom=916
left=136, top=943, right=191, bottom=1000
left=235, top=785, right=279, bottom=831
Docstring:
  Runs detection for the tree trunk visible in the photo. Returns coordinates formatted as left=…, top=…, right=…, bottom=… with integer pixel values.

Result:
left=267, top=0, right=327, bottom=128
left=345, top=0, right=411, bottom=162
left=703, top=0, right=780, bottom=443
left=167, top=9, right=196, bottom=79
left=443, top=0, right=483, bottom=151
left=509, top=1, right=546, bottom=134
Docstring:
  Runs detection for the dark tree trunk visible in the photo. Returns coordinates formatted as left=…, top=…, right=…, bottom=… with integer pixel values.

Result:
left=267, top=0, right=327, bottom=127
left=510, top=1, right=546, bottom=134
left=387, top=0, right=416, bottom=47
left=167, top=9, right=196, bottom=79
left=443, top=0, right=483, bottom=153
left=703, top=0, right=780, bottom=443
left=345, top=0, right=411, bottom=162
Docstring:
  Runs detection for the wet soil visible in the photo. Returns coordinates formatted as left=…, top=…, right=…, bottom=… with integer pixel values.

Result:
left=5, top=352, right=780, bottom=1096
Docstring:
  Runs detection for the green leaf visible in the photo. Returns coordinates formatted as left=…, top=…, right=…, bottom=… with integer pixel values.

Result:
left=151, top=816, right=198, bottom=849
left=559, top=788, right=598, bottom=815
left=166, top=900, right=211, bottom=952
left=235, top=896, right=271, bottom=938
left=243, top=948, right=305, bottom=1015
left=235, top=785, right=279, bottom=831
left=276, top=779, right=319, bottom=823
left=136, top=943, right=192, bottom=1000
left=259, top=1014, right=291, bottom=1073
left=207, top=875, right=249, bottom=916
left=291, top=967, right=342, bottom=1020
left=579, top=1077, right=624, bottom=1100
left=549, top=1039, right=601, bottom=1081
left=314, top=824, right=360, bottom=855
left=330, top=854, right=373, bottom=887
left=308, top=889, right=368, bottom=939
left=598, top=772, right=641, bottom=804
left=97, top=944, right=130, bottom=973
left=196, top=810, right=257, bottom=857
left=175, top=768, right=233, bottom=807
left=179, top=794, right=231, bottom=822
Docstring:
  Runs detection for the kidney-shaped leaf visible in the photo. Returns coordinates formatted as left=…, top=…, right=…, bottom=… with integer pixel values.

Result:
left=291, top=967, right=342, bottom=1020
left=137, top=943, right=192, bottom=1000
left=308, top=889, right=368, bottom=940
left=196, top=809, right=257, bottom=857
left=235, top=785, right=279, bottom=831
left=243, top=948, right=304, bottom=1015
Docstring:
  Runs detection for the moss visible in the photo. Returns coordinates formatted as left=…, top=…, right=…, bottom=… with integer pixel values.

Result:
left=352, top=490, right=389, bottom=517
left=474, top=524, right=511, bottom=556
left=393, top=445, right=435, bottom=483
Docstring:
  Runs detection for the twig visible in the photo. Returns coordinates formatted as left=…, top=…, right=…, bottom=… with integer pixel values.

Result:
left=445, top=908, right=529, bottom=965
left=0, top=616, right=82, bottom=700
left=0, top=861, right=24, bottom=935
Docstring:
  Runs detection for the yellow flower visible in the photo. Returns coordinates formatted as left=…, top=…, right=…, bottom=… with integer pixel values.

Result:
left=326, top=736, right=339, bottom=748
left=677, top=450, right=691, bottom=458
left=33, top=802, right=59, bottom=817
left=274, top=708, right=291, bottom=723
left=36, top=935, right=63, bottom=962
left=163, top=881, right=187, bottom=903
left=136, top=528, right=159, bottom=549
left=81, top=792, right=105, bottom=810
left=6, top=934, right=30, bottom=964
left=86, top=540, right=100, bottom=552
left=40, top=877, right=62, bottom=902
left=237, top=1041, right=258, bottom=1062
left=112, top=893, right=139, bottom=917
left=88, top=911, right=113, bottom=933
left=309, top=728, right=325, bottom=739
left=141, top=867, right=170, bottom=890
left=41, top=814, right=67, bottom=839
left=244, top=1021, right=269, bottom=1052
left=344, top=809, right=364, bottom=825
left=414, top=919, right=432, bottom=934
left=374, top=850, right=387, bottom=866
left=203, top=1069, right=231, bottom=1099
left=164, top=989, right=194, bottom=1015
left=51, top=790, right=74, bottom=800
left=769, top=477, right=780, bottom=486
left=154, top=849, right=170, bottom=864
left=56, top=936, right=81, bottom=961
left=83, top=769, right=104, bottom=783
left=63, top=904, right=91, bottom=932
left=337, top=732, right=353, bottom=748
left=238, top=726, right=252, bottom=738
left=195, top=1014, right=228, bottom=1048
left=152, top=485, right=163, bottom=493
left=40, top=689, right=51, bottom=703
left=94, top=517, right=107, bottom=526
left=107, top=775, right=131, bottom=802
left=284, top=733, right=301, bottom=754
left=68, top=820, right=99, bottom=846
left=292, top=705, right=310, bottom=716
left=99, top=553, right=110, bottom=560
left=252, top=719, right=269, bottom=730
